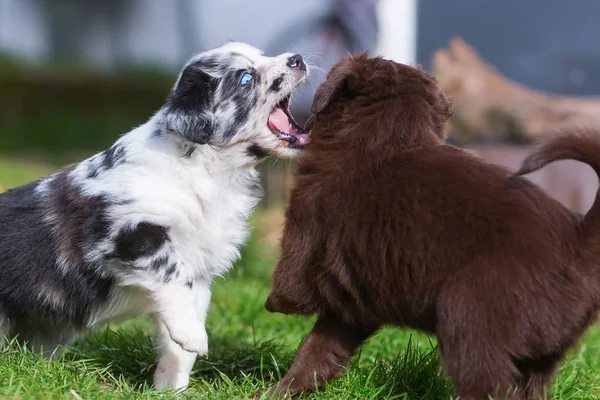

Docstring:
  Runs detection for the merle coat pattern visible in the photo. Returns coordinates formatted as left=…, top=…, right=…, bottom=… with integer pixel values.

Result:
left=0, top=42, right=309, bottom=392
left=262, top=53, right=600, bottom=399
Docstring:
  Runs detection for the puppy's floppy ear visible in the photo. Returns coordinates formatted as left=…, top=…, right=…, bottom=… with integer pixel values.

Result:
left=164, top=65, right=215, bottom=144
left=311, top=69, right=348, bottom=115
left=311, top=53, right=367, bottom=115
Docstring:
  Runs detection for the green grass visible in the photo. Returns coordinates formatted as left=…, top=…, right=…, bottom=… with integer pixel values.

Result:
left=1, top=161, right=600, bottom=399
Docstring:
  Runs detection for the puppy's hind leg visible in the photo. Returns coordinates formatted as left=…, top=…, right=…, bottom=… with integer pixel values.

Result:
left=436, top=286, right=520, bottom=400
left=8, top=316, right=73, bottom=359
left=437, top=328, right=520, bottom=400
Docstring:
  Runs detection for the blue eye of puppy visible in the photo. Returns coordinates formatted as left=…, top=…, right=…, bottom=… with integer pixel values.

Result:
left=240, top=73, right=253, bottom=85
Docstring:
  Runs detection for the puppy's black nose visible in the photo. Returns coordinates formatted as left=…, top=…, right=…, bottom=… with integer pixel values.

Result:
left=286, top=54, right=306, bottom=71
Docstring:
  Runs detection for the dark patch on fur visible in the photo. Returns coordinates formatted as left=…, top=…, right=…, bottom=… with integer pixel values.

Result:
left=44, top=171, right=116, bottom=309
left=165, top=60, right=215, bottom=144
left=87, top=164, right=101, bottom=179
left=247, top=144, right=269, bottom=159
left=48, top=168, right=113, bottom=265
left=113, top=222, right=169, bottom=262
left=87, top=145, right=127, bottom=179
left=152, top=129, right=163, bottom=138
left=263, top=54, right=600, bottom=399
left=183, top=145, right=196, bottom=158
left=83, top=205, right=112, bottom=252
left=0, top=172, right=114, bottom=330
left=163, top=263, right=178, bottom=283
left=219, top=68, right=258, bottom=140
left=269, top=74, right=285, bottom=93
left=103, top=144, right=126, bottom=170
left=185, top=280, right=193, bottom=289
left=232, top=92, right=253, bottom=135
left=151, top=255, right=170, bottom=272
left=196, top=56, right=222, bottom=72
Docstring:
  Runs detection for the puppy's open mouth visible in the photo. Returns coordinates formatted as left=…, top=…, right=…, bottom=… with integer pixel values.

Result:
left=268, top=95, right=310, bottom=149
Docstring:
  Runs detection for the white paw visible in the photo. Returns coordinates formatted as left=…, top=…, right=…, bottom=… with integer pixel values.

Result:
left=167, top=323, right=209, bottom=355
left=154, top=366, right=190, bottom=392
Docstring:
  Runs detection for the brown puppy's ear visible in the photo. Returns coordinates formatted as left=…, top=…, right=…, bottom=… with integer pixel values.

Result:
left=264, top=292, right=301, bottom=315
left=311, top=69, right=348, bottom=115
left=311, top=53, right=368, bottom=114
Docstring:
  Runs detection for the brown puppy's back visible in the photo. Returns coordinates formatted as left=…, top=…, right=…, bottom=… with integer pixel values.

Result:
left=295, top=144, right=583, bottom=328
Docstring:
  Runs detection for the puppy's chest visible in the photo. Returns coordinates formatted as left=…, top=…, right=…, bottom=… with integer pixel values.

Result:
left=171, top=171, right=260, bottom=275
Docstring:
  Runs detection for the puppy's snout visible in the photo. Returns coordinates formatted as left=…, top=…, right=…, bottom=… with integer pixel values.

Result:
left=265, top=293, right=290, bottom=314
left=286, top=54, right=306, bottom=71
left=264, top=294, right=278, bottom=313
left=265, top=292, right=305, bottom=315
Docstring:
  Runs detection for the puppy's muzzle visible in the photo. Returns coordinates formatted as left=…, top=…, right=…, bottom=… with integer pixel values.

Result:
left=264, top=294, right=279, bottom=313
left=264, top=293, right=297, bottom=315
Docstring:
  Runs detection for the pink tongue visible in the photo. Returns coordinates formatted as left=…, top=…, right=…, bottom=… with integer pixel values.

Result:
left=294, top=132, right=311, bottom=145
left=268, top=107, right=292, bottom=133
left=268, top=107, right=311, bottom=145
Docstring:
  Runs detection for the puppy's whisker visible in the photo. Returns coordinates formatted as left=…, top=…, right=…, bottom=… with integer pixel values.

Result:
left=305, top=60, right=326, bottom=74
left=305, top=53, right=325, bottom=63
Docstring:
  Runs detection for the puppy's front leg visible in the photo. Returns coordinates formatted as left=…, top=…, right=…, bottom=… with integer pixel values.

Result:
left=153, top=316, right=197, bottom=391
left=152, top=279, right=212, bottom=391
left=265, top=315, right=376, bottom=397
left=153, top=280, right=212, bottom=389
left=154, top=280, right=209, bottom=355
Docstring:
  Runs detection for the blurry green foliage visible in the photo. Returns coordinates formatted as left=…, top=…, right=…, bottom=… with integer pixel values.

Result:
left=0, top=54, right=174, bottom=163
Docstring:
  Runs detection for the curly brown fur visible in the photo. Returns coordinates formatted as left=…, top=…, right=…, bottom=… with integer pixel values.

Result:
left=261, top=54, right=600, bottom=399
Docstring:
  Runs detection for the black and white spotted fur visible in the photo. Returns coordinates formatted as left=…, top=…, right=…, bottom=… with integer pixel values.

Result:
left=0, top=42, right=308, bottom=391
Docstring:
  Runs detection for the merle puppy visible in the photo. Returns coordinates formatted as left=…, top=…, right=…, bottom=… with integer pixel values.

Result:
left=0, top=42, right=310, bottom=391
left=262, top=53, right=600, bottom=399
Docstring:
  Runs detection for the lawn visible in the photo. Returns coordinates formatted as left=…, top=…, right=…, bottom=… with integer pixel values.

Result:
left=1, top=160, right=600, bottom=399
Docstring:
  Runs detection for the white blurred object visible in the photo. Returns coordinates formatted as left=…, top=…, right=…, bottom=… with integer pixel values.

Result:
left=375, top=0, right=417, bottom=65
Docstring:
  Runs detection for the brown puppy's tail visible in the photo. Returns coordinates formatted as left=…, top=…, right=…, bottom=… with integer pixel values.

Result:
left=515, top=130, right=600, bottom=245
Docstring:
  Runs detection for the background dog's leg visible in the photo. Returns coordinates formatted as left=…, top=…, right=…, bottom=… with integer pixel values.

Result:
left=153, top=316, right=198, bottom=391
left=265, top=315, right=376, bottom=397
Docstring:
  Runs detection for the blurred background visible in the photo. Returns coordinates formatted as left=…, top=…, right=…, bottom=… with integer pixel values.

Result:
left=1, top=0, right=600, bottom=218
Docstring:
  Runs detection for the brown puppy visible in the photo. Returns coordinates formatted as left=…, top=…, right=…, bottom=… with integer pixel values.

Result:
left=262, top=53, right=600, bottom=399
